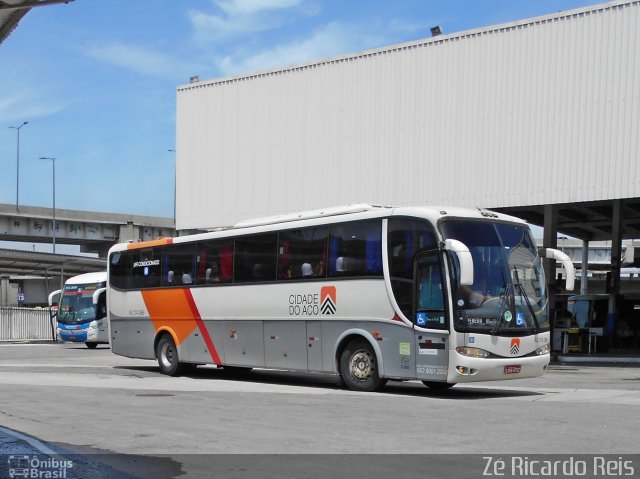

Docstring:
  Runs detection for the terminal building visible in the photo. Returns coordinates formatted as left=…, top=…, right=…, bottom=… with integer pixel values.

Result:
left=1, top=1, right=639, bottom=351
left=175, top=0, right=640, bottom=352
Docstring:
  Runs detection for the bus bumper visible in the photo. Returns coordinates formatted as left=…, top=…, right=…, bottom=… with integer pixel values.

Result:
left=447, top=351, right=551, bottom=383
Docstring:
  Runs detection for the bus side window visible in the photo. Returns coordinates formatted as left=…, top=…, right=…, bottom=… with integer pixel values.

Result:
left=161, top=244, right=195, bottom=287
left=234, top=234, right=277, bottom=283
left=277, top=227, right=328, bottom=281
left=387, top=218, right=437, bottom=320
left=131, top=249, right=160, bottom=289
left=328, top=220, right=382, bottom=277
left=109, top=252, right=132, bottom=290
left=96, top=294, right=107, bottom=319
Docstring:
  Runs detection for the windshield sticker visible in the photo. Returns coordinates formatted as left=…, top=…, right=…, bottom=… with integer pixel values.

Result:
left=504, top=311, right=513, bottom=322
left=416, top=312, right=427, bottom=326
left=516, top=311, right=525, bottom=326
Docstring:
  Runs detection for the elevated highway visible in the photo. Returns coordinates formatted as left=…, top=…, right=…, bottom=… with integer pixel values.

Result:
left=0, top=203, right=177, bottom=306
left=0, top=203, right=175, bottom=257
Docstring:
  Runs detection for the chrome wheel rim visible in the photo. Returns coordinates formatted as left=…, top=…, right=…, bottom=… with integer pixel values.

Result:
left=160, top=342, right=176, bottom=369
left=350, top=349, right=374, bottom=381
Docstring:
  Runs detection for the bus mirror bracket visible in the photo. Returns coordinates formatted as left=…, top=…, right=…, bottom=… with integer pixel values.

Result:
left=539, top=248, right=575, bottom=291
left=48, top=289, right=61, bottom=308
left=443, top=239, right=474, bottom=286
left=93, top=287, right=107, bottom=305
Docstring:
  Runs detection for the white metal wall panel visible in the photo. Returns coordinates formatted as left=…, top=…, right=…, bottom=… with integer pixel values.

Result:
left=177, top=1, right=640, bottom=230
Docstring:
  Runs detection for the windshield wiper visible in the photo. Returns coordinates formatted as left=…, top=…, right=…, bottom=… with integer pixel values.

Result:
left=492, top=283, right=511, bottom=335
left=511, top=269, right=540, bottom=331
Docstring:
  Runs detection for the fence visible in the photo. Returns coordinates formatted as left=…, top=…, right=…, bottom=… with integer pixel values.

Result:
left=0, top=307, right=56, bottom=341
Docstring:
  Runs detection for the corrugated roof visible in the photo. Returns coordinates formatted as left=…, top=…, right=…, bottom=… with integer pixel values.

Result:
left=0, top=0, right=73, bottom=45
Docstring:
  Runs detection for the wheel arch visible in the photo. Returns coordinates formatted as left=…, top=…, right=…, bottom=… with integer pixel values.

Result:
left=153, top=327, right=182, bottom=359
left=333, top=328, right=385, bottom=378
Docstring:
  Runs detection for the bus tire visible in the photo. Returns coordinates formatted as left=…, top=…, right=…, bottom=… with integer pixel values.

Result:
left=85, top=342, right=98, bottom=349
left=422, top=381, right=455, bottom=390
left=156, top=334, right=185, bottom=376
left=339, top=339, right=386, bottom=392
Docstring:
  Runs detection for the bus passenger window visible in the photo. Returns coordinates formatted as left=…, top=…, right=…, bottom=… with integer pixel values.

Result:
left=277, top=227, right=328, bottom=281
left=194, top=240, right=234, bottom=285
left=235, top=234, right=277, bottom=283
left=131, top=249, right=160, bottom=289
left=109, top=252, right=132, bottom=290
left=328, top=221, right=382, bottom=277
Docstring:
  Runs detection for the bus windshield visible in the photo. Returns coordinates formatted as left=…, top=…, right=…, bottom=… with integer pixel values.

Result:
left=440, top=219, right=549, bottom=335
left=57, top=283, right=103, bottom=324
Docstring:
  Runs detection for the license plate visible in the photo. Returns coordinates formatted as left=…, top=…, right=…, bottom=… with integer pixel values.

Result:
left=504, top=365, right=521, bottom=374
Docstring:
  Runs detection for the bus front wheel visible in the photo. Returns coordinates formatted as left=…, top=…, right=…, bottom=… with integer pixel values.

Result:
left=156, top=334, right=185, bottom=376
left=339, top=339, right=386, bottom=392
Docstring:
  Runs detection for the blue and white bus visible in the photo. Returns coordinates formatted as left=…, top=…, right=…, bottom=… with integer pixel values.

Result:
left=49, top=271, right=108, bottom=349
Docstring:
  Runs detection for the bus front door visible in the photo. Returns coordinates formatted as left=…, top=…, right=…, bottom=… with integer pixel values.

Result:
left=413, top=251, right=450, bottom=383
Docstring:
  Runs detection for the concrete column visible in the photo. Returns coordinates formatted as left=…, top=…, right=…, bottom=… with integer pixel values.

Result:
left=0, top=276, right=9, bottom=307
left=581, top=239, right=589, bottom=295
left=608, top=200, right=623, bottom=338
left=119, top=222, right=141, bottom=243
left=543, top=204, right=559, bottom=286
left=543, top=204, right=559, bottom=339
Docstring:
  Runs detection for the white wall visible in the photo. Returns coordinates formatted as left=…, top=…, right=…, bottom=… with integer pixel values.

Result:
left=176, top=1, right=640, bottom=230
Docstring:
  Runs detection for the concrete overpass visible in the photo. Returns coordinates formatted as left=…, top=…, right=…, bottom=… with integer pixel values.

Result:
left=0, top=203, right=176, bottom=306
left=0, top=203, right=175, bottom=257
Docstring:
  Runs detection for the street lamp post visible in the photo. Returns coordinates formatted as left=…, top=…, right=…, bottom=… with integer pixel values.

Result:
left=9, top=121, right=29, bottom=210
left=39, top=156, right=56, bottom=254
left=168, top=149, right=176, bottom=225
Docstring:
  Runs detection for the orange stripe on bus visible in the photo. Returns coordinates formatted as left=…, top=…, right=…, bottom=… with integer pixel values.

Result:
left=127, top=238, right=174, bottom=250
left=141, top=289, right=197, bottom=345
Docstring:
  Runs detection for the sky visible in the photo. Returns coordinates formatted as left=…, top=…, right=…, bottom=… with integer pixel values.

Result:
left=1, top=0, right=605, bottom=221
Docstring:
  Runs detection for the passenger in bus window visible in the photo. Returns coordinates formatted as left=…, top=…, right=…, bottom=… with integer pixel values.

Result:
left=206, top=263, right=220, bottom=283
left=282, top=265, right=294, bottom=279
left=301, top=263, right=313, bottom=278
left=314, top=260, right=325, bottom=277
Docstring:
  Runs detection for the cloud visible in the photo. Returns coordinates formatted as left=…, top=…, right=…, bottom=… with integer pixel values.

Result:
left=0, top=89, right=66, bottom=122
left=83, top=41, right=185, bottom=78
left=217, top=0, right=302, bottom=16
left=188, top=0, right=306, bottom=43
left=216, top=21, right=385, bottom=76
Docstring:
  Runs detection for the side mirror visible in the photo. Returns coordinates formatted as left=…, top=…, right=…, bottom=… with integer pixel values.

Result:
left=444, top=239, right=474, bottom=286
left=48, top=289, right=62, bottom=308
left=539, top=248, right=575, bottom=291
left=93, top=287, right=107, bottom=305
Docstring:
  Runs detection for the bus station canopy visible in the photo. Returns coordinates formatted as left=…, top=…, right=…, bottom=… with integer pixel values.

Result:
left=0, top=0, right=72, bottom=45
left=0, top=248, right=105, bottom=277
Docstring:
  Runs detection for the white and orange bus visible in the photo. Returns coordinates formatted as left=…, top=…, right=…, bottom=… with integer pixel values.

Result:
left=107, top=204, right=574, bottom=391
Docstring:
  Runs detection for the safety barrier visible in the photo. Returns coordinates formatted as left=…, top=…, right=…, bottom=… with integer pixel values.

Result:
left=0, top=307, right=56, bottom=341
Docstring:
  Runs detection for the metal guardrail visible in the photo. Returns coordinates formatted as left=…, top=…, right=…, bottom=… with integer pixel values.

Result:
left=0, top=307, right=56, bottom=341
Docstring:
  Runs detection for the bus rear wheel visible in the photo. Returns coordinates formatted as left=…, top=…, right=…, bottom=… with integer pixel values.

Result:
left=156, top=334, right=185, bottom=376
left=339, top=339, right=386, bottom=392
left=85, top=342, right=98, bottom=349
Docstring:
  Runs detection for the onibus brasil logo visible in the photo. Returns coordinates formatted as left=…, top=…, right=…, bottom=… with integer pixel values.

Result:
left=288, top=286, right=336, bottom=316
left=7, top=455, right=73, bottom=478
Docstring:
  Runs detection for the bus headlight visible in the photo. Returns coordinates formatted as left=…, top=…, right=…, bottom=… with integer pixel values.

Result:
left=535, top=344, right=550, bottom=355
left=456, top=346, right=490, bottom=358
